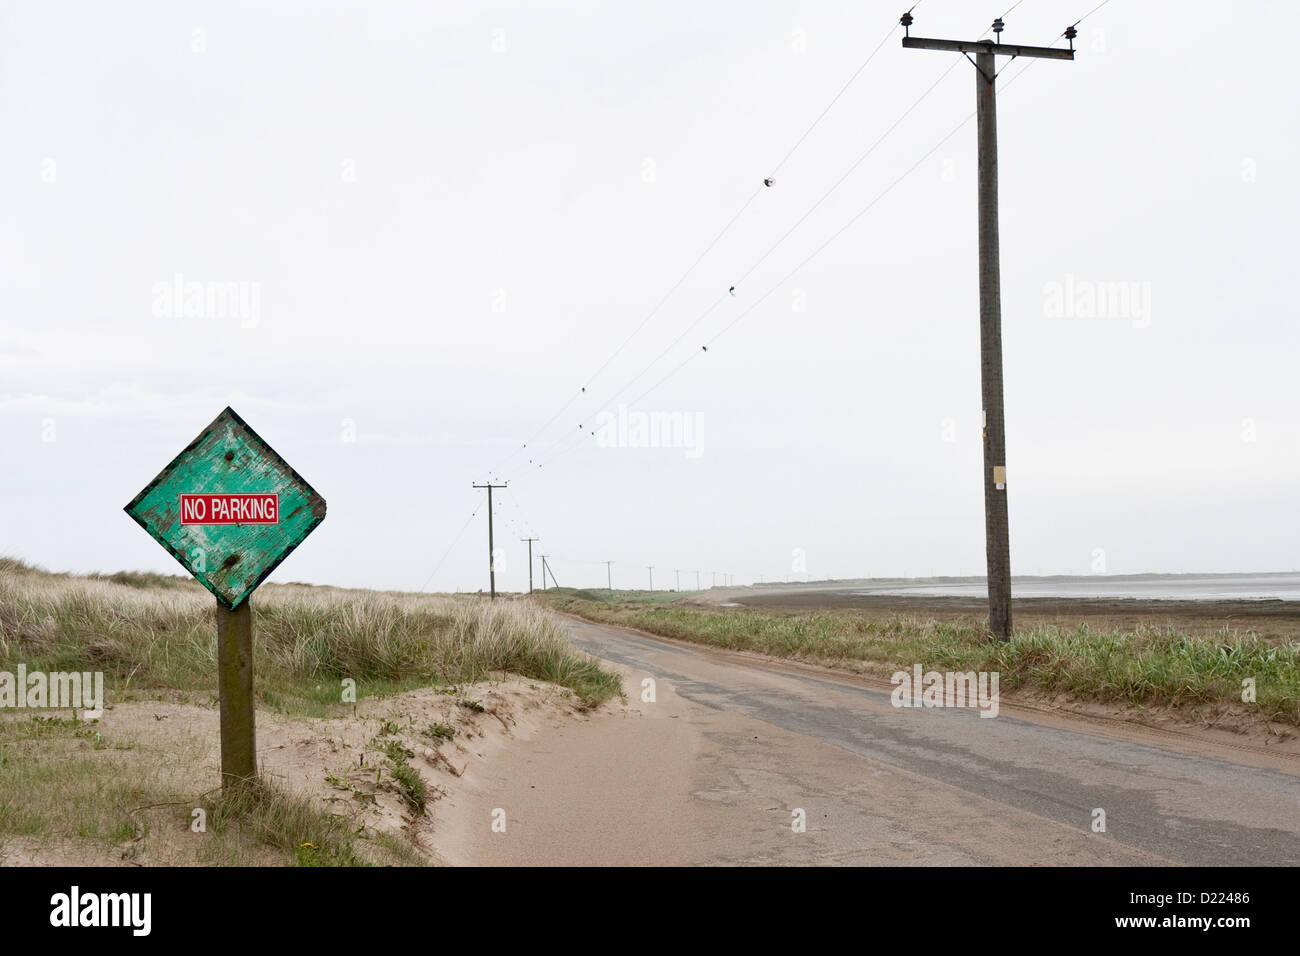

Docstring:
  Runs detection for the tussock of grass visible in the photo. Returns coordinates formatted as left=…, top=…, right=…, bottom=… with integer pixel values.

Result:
left=0, top=560, right=621, bottom=712
left=202, top=780, right=383, bottom=867
left=540, top=590, right=1300, bottom=724
left=375, top=738, right=426, bottom=814
left=422, top=722, right=454, bottom=740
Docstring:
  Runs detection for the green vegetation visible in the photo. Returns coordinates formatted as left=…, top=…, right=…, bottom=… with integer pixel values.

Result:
left=0, top=715, right=142, bottom=843
left=0, top=559, right=621, bottom=714
left=422, top=722, right=454, bottom=741
left=539, top=589, right=1300, bottom=724
left=202, top=780, right=390, bottom=867
left=375, top=738, right=426, bottom=814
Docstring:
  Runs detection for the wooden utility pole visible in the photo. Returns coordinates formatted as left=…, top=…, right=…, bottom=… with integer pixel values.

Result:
left=902, top=13, right=1074, bottom=641
left=604, top=560, right=614, bottom=597
left=472, top=481, right=507, bottom=598
left=539, top=554, right=555, bottom=589
left=521, top=536, right=539, bottom=593
left=646, top=566, right=654, bottom=591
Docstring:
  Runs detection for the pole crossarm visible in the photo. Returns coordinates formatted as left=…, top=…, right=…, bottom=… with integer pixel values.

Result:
left=902, top=37, right=1072, bottom=60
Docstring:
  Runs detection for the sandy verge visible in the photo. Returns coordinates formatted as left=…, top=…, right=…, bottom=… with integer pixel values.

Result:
left=0, top=676, right=595, bottom=866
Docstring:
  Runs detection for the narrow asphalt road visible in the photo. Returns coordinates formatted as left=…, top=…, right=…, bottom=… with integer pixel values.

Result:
left=443, top=617, right=1300, bottom=865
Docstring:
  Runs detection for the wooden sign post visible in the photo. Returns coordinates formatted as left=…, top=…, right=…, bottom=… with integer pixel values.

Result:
left=125, top=407, right=326, bottom=787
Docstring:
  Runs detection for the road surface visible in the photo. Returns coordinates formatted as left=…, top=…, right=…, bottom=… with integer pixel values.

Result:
left=439, top=617, right=1300, bottom=866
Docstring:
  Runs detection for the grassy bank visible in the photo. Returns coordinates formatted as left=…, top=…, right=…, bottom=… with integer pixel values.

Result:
left=537, top=588, right=1300, bottom=725
left=0, top=559, right=620, bottom=713
left=0, top=559, right=620, bottom=865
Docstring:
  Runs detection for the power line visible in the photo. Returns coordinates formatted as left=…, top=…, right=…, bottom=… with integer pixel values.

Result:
left=489, top=6, right=916, bottom=476
left=515, top=18, right=1097, bottom=480
left=513, top=17, right=1027, bottom=477
left=512, top=74, right=970, bottom=476
left=417, top=494, right=485, bottom=593
left=520, top=108, right=978, bottom=478
left=735, top=56, right=965, bottom=291
left=1069, top=0, right=1114, bottom=29
left=768, top=14, right=904, bottom=177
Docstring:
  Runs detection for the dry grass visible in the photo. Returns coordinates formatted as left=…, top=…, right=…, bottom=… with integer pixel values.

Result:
left=0, top=558, right=620, bottom=712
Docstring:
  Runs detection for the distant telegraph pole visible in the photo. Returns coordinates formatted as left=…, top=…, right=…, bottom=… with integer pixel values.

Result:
left=604, top=560, right=614, bottom=597
left=647, top=566, right=654, bottom=591
left=520, top=536, right=539, bottom=593
left=902, top=12, right=1076, bottom=641
left=471, top=481, right=507, bottom=598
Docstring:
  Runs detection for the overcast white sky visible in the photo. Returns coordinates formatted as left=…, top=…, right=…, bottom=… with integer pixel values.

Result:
left=1, top=0, right=1296, bottom=593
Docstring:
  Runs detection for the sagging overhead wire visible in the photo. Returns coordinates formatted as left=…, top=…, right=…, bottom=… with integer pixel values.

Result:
left=767, top=4, right=915, bottom=179
left=489, top=6, right=914, bottom=477
left=595, top=20, right=1107, bottom=428
left=518, top=35, right=1086, bottom=478
left=417, top=493, right=485, bottom=592
left=516, top=25, right=990, bottom=474
left=512, top=0, right=1118, bottom=481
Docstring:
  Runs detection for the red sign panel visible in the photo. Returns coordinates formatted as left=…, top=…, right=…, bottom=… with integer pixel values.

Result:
left=179, top=493, right=280, bottom=525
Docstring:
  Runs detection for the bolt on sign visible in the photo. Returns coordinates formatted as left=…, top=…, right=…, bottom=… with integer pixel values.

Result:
left=124, top=407, right=326, bottom=786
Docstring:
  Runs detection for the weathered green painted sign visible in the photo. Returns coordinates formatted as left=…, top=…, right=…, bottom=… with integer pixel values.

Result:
left=124, top=407, right=326, bottom=608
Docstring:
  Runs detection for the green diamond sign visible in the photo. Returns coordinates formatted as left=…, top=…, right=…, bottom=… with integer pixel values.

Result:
left=125, top=407, right=326, bottom=608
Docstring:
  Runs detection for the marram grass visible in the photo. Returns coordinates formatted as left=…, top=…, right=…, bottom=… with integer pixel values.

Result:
left=0, top=559, right=621, bottom=712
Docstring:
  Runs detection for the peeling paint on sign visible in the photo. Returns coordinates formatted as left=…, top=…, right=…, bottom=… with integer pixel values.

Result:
left=124, top=407, right=326, bottom=608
